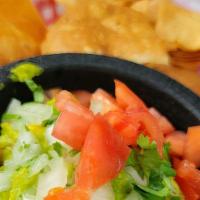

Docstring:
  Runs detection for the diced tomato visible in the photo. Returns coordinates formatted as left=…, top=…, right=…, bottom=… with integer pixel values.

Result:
left=76, top=115, right=130, bottom=189
left=53, top=101, right=93, bottom=150
left=72, top=90, right=92, bottom=107
left=90, top=88, right=120, bottom=114
left=165, top=131, right=186, bottom=157
left=45, top=88, right=61, bottom=100
left=104, top=111, right=140, bottom=146
left=127, top=110, right=164, bottom=156
left=114, top=80, right=147, bottom=111
left=45, top=186, right=89, bottom=200
left=176, top=177, right=199, bottom=200
left=55, top=90, right=79, bottom=112
left=149, top=107, right=175, bottom=135
left=184, top=126, right=200, bottom=168
left=175, top=160, right=200, bottom=197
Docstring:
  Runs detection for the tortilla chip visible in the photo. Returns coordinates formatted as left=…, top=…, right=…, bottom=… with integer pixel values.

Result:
left=42, top=2, right=169, bottom=66
left=131, top=0, right=159, bottom=23
left=0, top=18, right=39, bottom=66
left=41, top=16, right=109, bottom=55
left=0, top=0, right=46, bottom=66
left=156, top=0, right=200, bottom=51
left=103, top=7, right=169, bottom=65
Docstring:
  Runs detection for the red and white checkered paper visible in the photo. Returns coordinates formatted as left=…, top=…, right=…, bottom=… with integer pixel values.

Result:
left=32, top=0, right=63, bottom=25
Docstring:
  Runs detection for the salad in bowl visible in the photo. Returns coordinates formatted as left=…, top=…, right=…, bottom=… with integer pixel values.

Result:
left=0, top=63, right=199, bottom=200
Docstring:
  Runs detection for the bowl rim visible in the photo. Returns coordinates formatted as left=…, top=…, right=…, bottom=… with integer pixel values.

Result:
left=1, top=53, right=200, bottom=120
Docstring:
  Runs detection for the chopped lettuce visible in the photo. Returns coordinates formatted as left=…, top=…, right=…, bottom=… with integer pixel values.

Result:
left=10, top=63, right=44, bottom=102
left=10, top=63, right=43, bottom=82
left=8, top=167, right=37, bottom=200
left=53, top=142, right=63, bottom=156
left=0, top=123, right=18, bottom=160
left=42, top=99, right=60, bottom=126
left=9, top=102, right=53, bottom=125
left=0, top=65, right=82, bottom=199
left=36, top=157, right=68, bottom=200
left=1, top=113, right=21, bottom=122
left=27, top=124, right=49, bottom=153
left=125, top=190, right=144, bottom=200
left=25, top=79, right=44, bottom=103
left=0, top=96, right=77, bottom=199
left=91, top=183, right=115, bottom=200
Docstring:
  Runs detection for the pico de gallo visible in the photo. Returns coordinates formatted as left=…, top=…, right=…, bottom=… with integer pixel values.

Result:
left=0, top=63, right=199, bottom=200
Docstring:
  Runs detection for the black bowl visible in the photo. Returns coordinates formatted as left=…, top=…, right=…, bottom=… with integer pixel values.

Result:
left=0, top=53, right=200, bottom=130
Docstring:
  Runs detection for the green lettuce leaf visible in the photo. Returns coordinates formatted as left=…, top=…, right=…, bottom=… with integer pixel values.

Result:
left=8, top=167, right=37, bottom=200
left=25, top=79, right=44, bottom=103
left=26, top=124, right=49, bottom=153
left=42, top=99, right=60, bottom=126
left=10, top=63, right=43, bottom=82
left=10, top=63, right=44, bottom=103
left=1, top=113, right=21, bottom=122
left=0, top=123, right=18, bottom=160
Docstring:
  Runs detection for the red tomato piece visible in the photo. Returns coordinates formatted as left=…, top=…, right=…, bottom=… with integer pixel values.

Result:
left=90, top=88, right=120, bottom=114
left=184, top=126, right=200, bottom=168
left=76, top=115, right=130, bottom=189
left=127, top=110, right=164, bottom=156
left=149, top=107, right=175, bottom=135
left=72, top=90, right=92, bottom=107
left=45, top=186, right=89, bottom=200
left=55, top=90, right=79, bottom=112
left=104, top=111, right=140, bottom=146
left=176, top=177, right=199, bottom=200
left=53, top=101, right=93, bottom=150
left=165, top=131, right=186, bottom=157
left=175, top=160, right=200, bottom=196
left=114, top=80, right=147, bottom=111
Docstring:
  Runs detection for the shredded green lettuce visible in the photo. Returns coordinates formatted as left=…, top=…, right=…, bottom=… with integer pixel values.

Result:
left=0, top=123, right=18, bottom=160
left=26, top=124, right=49, bottom=153
left=10, top=63, right=43, bottom=82
left=8, top=167, right=37, bottom=200
left=0, top=65, right=79, bottom=199
left=10, top=63, right=44, bottom=103
left=53, top=142, right=63, bottom=156
left=1, top=113, right=21, bottom=122
left=25, top=79, right=44, bottom=103
left=42, top=99, right=60, bottom=126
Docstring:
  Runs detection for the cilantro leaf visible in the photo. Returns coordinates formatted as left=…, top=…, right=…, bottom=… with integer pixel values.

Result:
left=137, top=134, right=156, bottom=149
left=112, top=134, right=181, bottom=199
